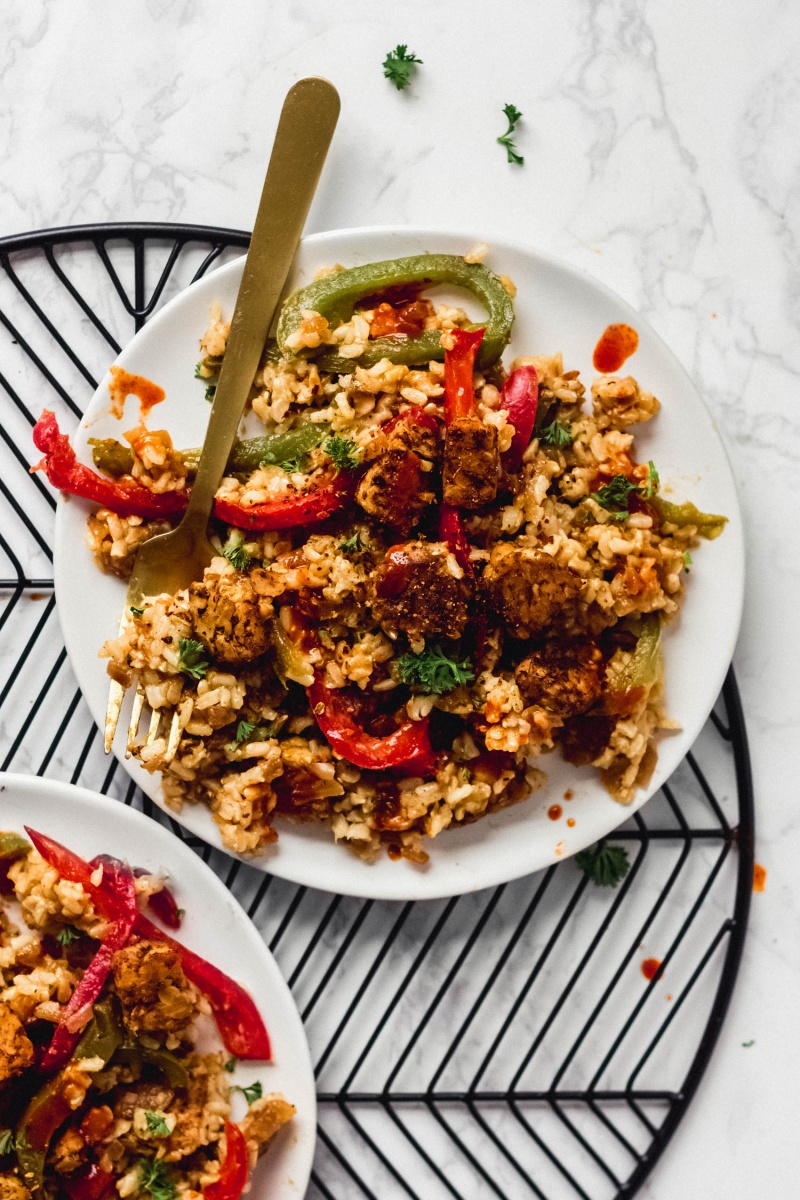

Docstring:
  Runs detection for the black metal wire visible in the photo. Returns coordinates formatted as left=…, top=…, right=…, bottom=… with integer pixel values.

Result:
left=0, top=223, right=755, bottom=1199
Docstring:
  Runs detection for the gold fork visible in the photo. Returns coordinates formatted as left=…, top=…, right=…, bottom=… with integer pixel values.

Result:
left=103, top=77, right=340, bottom=758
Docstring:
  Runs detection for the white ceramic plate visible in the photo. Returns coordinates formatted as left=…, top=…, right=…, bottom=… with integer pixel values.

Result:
left=0, top=772, right=316, bottom=1199
left=54, top=227, right=745, bottom=901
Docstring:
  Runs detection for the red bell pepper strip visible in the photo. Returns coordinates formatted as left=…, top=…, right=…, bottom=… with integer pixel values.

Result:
left=438, top=503, right=473, bottom=577
left=24, top=829, right=124, bottom=921
left=32, top=411, right=353, bottom=530
left=133, top=867, right=182, bottom=929
left=39, top=857, right=136, bottom=1071
left=134, top=913, right=271, bottom=1062
left=382, top=408, right=441, bottom=438
left=205, top=1121, right=250, bottom=1200
left=63, top=1165, right=116, bottom=1200
left=307, top=673, right=437, bottom=776
left=500, top=365, right=539, bottom=471
left=443, top=328, right=485, bottom=424
left=32, top=411, right=188, bottom=520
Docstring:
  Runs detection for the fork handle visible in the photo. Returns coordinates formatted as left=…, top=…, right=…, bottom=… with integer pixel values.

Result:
left=185, top=77, right=340, bottom=523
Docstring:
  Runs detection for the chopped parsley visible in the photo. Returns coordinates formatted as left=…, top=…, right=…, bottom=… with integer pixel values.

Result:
left=339, top=531, right=363, bottom=555
left=137, top=1158, right=177, bottom=1200
left=397, top=645, right=474, bottom=695
left=741, top=1040, right=755, bottom=1048
left=177, top=638, right=209, bottom=681
left=260, top=450, right=308, bottom=474
left=683, top=551, right=693, bottom=571
left=325, top=436, right=360, bottom=472
left=235, top=720, right=257, bottom=743
left=497, top=103, right=524, bottom=165
left=641, top=460, right=660, bottom=499
left=234, top=1080, right=263, bottom=1105
left=223, top=534, right=252, bottom=573
left=575, top=842, right=631, bottom=888
left=224, top=1057, right=238, bottom=1073
left=144, top=1110, right=171, bottom=1137
left=193, top=363, right=204, bottom=380
left=382, top=44, right=422, bottom=91
left=56, top=925, right=81, bottom=947
left=204, top=385, right=217, bottom=403
left=591, top=474, right=639, bottom=512
left=130, top=606, right=144, bottom=618
left=540, top=420, right=572, bottom=447
left=0, top=1130, right=15, bottom=1155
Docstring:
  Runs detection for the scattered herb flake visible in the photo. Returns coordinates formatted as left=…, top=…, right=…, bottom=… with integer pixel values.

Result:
left=236, top=720, right=257, bottom=743
left=339, top=531, right=363, bottom=555
left=176, top=909, right=185, bottom=919
left=177, top=638, right=209, bottom=681
left=234, top=1080, right=263, bottom=1105
left=130, top=606, right=144, bottom=618
left=324, top=436, right=360, bottom=472
left=144, top=1110, right=171, bottom=1138
left=497, top=103, right=524, bottom=165
left=204, top=385, right=217, bottom=403
left=741, top=1040, right=755, bottom=1048
left=575, top=842, right=630, bottom=888
left=540, top=420, right=572, bottom=447
left=224, top=1057, right=238, bottom=1073
left=223, top=535, right=252, bottom=573
left=641, top=460, right=660, bottom=499
left=591, top=474, right=639, bottom=516
left=683, top=551, right=693, bottom=570
left=193, top=363, right=204, bottom=380
left=137, top=1158, right=177, bottom=1200
left=397, top=645, right=475, bottom=695
left=56, top=925, right=81, bottom=947
left=382, top=44, right=422, bottom=91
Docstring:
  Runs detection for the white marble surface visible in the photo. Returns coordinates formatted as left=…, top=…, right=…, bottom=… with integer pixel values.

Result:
left=2, top=1, right=798, bottom=1195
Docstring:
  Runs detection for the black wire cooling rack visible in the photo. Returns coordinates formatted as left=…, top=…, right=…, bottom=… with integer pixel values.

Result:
left=0, top=223, right=754, bottom=1200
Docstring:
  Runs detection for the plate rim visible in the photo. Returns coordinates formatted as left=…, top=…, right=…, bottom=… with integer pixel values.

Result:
left=52, top=224, right=745, bottom=901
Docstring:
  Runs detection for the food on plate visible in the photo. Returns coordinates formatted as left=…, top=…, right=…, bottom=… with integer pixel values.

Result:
left=0, top=828, right=293, bottom=1198
left=32, top=249, right=726, bottom=864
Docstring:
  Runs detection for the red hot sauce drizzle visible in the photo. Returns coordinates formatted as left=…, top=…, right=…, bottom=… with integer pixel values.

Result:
left=593, top=324, right=639, bottom=374
left=108, top=366, right=166, bottom=420
left=641, top=957, right=663, bottom=982
left=548, top=804, right=562, bottom=821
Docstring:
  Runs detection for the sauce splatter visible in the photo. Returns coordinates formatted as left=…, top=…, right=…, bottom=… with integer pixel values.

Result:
left=593, top=323, right=639, bottom=374
left=554, top=841, right=565, bottom=856
left=108, top=366, right=165, bottom=420
left=566, top=817, right=575, bottom=828
left=548, top=804, right=562, bottom=821
left=641, top=957, right=663, bottom=982
left=753, top=863, right=767, bottom=893
left=563, top=789, right=573, bottom=801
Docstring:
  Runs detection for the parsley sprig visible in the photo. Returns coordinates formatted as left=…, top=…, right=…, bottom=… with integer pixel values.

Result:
left=223, top=534, right=252, bottom=573
left=497, top=103, right=524, bottom=165
left=575, top=842, right=630, bottom=888
left=640, top=460, right=660, bottom=499
left=397, top=646, right=474, bottom=695
left=325, top=436, right=360, bottom=472
left=590, top=462, right=661, bottom=520
left=144, top=1110, right=171, bottom=1138
left=56, top=925, right=81, bottom=947
left=177, top=638, right=209, bottom=681
left=137, top=1158, right=177, bottom=1200
left=382, top=44, right=422, bottom=91
left=540, top=420, right=572, bottom=447
left=234, top=1080, right=263, bottom=1105
left=339, top=531, right=363, bottom=555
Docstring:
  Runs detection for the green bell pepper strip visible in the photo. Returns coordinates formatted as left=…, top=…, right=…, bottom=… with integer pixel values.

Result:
left=651, top=496, right=727, bottom=540
left=15, top=999, right=123, bottom=1190
left=114, top=1038, right=189, bottom=1088
left=90, top=422, right=329, bottom=481
left=276, top=254, right=515, bottom=371
left=0, top=831, right=30, bottom=862
left=605, top=614, right=662, bottom=717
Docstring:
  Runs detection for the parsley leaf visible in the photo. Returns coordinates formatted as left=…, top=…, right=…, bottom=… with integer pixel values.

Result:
left=590, top=474, right=639, bottom=516
left=324, top=436, right=360, bottom=472
left=0, top=1130, right=15, bottom=1155
left=259, top=449, right=308, bottom=474
left=177, top=638, right=209, bottom=680
left=144, top=1110, right=171, bottom=1137
left=641, top=460, right=660, bottom=499
left=540, top=420, right=572, bottom=447
left=223, top=534, right=252, bottom=573
left=137, top=1158, right=177, bottom=1200
left=339, top=531, right=363, bottom=555
left=683, top=551, right=693, bottom=570
left=397, top=646, right=474, bottom=695
left=193, top=363, right=204, bottom=380
left=130, top=606, right=144, bottom=618
left=234, top=1080, right=263, bottom=1105
left=575, top=842, right=630, bottom=888
left=56, top=925, right=81, bottom=947
left=205, top=385, right=216, bottom=403
left=742, top=1040, right=755, bottom=1048
left=224, top=1057, right=238, bottom=1073
left=235, top=720, right=257, bottom=743
left=497, top=103, right=524, bottom=165
left=382, top=44, right=422, bottom=91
